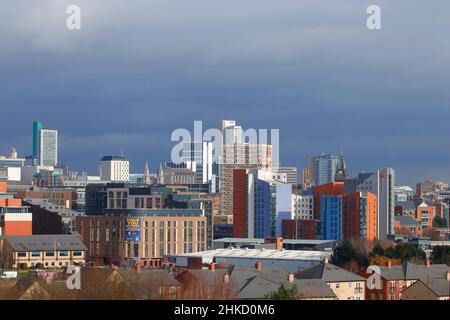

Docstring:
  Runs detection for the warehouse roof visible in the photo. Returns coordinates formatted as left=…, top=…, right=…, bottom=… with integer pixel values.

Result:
left=214, top=238, right=334, bottom=246
left=172, top=248, right=331, bottom=261
left=2, top=235, right=87, bottom=252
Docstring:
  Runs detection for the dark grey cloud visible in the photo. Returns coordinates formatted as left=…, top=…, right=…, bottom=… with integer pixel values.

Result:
left=0, top=0, right=449, bottom=185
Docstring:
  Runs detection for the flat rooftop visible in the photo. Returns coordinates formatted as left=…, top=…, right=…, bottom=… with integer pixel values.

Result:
left=170, top=248, right=331, bottom=261
left=214, top=238, right=335, bottom=245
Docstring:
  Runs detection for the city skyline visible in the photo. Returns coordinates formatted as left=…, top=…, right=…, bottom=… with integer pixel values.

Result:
left=1, top=1, right=449, bottom=186
left=0, top=118, right=447, bottom=187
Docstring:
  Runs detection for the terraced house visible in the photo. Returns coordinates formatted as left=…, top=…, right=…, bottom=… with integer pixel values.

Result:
left=0, top=234, right=86, bottom=269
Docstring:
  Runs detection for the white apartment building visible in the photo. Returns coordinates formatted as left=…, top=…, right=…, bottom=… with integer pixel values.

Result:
left=38, top=128, right=58, bottom=166
left=99, top=156, right=130, bottom=182
left=293, top=194, right=314, bottom=220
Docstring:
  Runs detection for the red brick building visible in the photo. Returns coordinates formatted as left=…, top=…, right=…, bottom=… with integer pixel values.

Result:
left=232, top=169, right=248, bottom=238
left=359, top=261, right=450, bottom=300
left=281, top=219, right=315, bottom=240
left=15, top=188, right=78, bottom=210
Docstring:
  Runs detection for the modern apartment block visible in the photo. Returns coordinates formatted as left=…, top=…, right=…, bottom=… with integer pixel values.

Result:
left=272, top=166, right=298, bottom=184
left=320, top=195, right=342, bottom=241
left=292, top=193, right=314, bottom=220
left=182, top=141, right=214, bottom=184
left=219, top=120, right=273, bottom=217
left=99, top=156, right=130, bottom=182
left=313, top=182, right=344, bottom=220
left=343, top=192, right=378, bottom=241
left=0, top=180, right=32, bottom=236
left=232, top=168, right=292, bottom=239
left=76, top=212, right=207, bottom=266
left=37, top=127, right=58, bottom=167
left=309, top=153, right=346, bottom=186
left=344, top=168, right=395, bottom=240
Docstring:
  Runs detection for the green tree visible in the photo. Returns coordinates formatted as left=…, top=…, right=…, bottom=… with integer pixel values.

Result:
left=431, top=246, right=450, bottom=265
left=332, top=241, right=357, bottom=266
left=270, top=284, right=298, bottom=300
left=385, top=243, right=426, bottom=262
left=371, top=242, right=386, bottom=257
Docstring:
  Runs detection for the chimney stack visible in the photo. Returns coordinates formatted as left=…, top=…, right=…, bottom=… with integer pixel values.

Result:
left=288, top=272, right=295, bottom=283
left=425, top=259, right=431, bottom=268
left=323, top=256, right=329, bottom=265
left=209, top=262, right=215, bottom=272
left=446, top=271, right=450, bottom=281
left=255, top=261, right=262, bottom=271
left=386, top=260, right=392, bottom=268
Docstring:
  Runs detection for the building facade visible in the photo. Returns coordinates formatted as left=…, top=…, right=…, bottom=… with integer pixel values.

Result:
left=344, top=168, right=395, bottom=240
left=343, top=192, right=378, bottom=241
left=99, top=156, right=130, bottom=182
left=38, top=128, right=58, bottom=166
left=76, top=213, right=207, bottom=266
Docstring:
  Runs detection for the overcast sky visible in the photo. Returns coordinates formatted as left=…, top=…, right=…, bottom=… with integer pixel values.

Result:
left=0, top=0, right=449, bottom=186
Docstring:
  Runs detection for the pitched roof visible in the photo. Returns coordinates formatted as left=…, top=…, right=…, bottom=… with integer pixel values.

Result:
left=2, top=234, right=87, bottom=252
left=294, top=262, right=365, bottom=282
left=423, top=278, right=450, bottom=297
left=396, top=200, right=420, bottom=211
left=294, top=279, right=337, bottom=299
left=178, top=264, right=339, bottom=300
left=403, top=278, right=450, bottom=298
left=395, top=216, right=420, bottom=226
left=374, top=262, right=450, bottom=281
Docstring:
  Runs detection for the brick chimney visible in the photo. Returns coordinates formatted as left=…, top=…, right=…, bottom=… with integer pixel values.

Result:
left=223, top=271, right=230, bottom=284
left=255, top=261, right=262, bottom=271
left=209, top=262, right=215, bottom=272
left=288, top=272, right=294, bottom=283
left=386, top=260, right=392, bottom=268
left=446, top=271, right=450, bottom=281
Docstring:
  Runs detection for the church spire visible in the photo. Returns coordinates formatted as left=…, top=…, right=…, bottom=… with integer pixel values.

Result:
left=143, top=161, right=150, bottom=184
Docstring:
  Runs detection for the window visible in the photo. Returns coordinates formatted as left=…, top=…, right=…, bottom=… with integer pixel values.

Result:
left=59, top=251, right=69, bottom=257
left=45, top=251, right=55, bottom=257
left=31, top=251, right=40, bottom=257
left=73, top=251, right=82, bottom=257
left=17, top=252, right=26, bottom=257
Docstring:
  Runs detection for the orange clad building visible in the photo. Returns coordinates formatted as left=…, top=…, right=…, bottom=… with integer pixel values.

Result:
left=343, top=192, right=378, bottom=241
left=0, top=180, right=32, bottom=236
left=313, top=182, right=344, bottom=220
